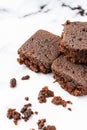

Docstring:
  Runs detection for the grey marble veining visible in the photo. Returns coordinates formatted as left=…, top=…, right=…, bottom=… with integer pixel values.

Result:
left=0, top=0, right=87, bottom=18
left=0, top=0, right=87, bottom=48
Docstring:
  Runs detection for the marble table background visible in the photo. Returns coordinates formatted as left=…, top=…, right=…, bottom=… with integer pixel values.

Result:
left=0, top=0, right=87, bottom=48
left=0, top=0, right=87, bottom=130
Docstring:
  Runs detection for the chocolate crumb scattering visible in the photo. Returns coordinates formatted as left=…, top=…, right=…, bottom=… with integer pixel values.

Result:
left=7, top=102, right=35, bottom=125
left=38, top=86, right=54, bottom=103
left=24, top=97, right=29, bottom=101
left=7, top=108, right=21, bottom=125
left=20, top=103, right=33, bottom=121
left=21, top=75, right=30, bottom=80
left=37, top=119, right=46, bottom=129
left=10, top=78, right=16, bottom=88
left=51, top=96, right=72, bottom=108
left=68, top=108, right=72, bottom=111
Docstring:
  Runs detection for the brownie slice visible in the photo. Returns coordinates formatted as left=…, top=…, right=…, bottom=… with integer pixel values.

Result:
left=17, top=30, right=61, bottom=73
left=51, top=55, right=87, bottom=96
left=59, top=20, right=87, bottom=64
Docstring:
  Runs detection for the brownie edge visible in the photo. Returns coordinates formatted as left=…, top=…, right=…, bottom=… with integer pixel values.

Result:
left=17, top=30, right=61, bottom=73
left=59, top=20, right=87, bottom=64
left=51, top=56, right=87, bottom=96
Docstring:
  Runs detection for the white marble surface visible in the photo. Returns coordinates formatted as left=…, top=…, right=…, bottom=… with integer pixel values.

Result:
left=0, top=0, right=87, bottom=130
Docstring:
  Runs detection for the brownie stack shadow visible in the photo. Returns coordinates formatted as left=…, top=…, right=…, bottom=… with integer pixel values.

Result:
left=51, top=20, right=87, bottom=96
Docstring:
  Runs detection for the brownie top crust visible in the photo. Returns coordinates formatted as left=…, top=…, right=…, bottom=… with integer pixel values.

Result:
left=62, top=21, right=87, bottom=50
left=52, top=56, right=87, bottom=89
left=18, top=30, right=61, bottom=69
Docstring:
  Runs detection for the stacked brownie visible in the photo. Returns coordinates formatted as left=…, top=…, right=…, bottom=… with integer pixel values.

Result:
left=18, top=21, right=87, bottom=96
left=17, top=30, right=61, bottom=73
left=52, top=20, right=87, bottom=96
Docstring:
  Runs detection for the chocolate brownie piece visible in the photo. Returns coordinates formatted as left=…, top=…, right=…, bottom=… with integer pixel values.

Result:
left=18, top=30, right=61, bottom=73
left=51, top=55, right=87, bottom=96
left=59, top=20, right=87, bottom=64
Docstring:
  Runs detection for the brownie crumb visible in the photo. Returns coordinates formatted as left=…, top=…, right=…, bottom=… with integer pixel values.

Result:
left=17, top=58, right=23, bottom=64
left=21, top=75, right=30, bottom=80
left=24, top=97, right=29, bottom=101
left=10, top=78, right=16, bottom=88
left=38, top=86, right=54, bottom=103
left=67, top=108, right=72, bottom=111
left=51, top=96, right=67, bottom=107
left=37, top=119, right=56, bottom=130
left=7, top=108, right=21, bottom=125
left=20, top=103, right=33, bottom=121
left=37, top=119, right=46, bottom=129
left=7, top=101, right=37, bottom=125
left=34, top=111, right=38, bottom=115
left=67, top=101, right=72, bottom=104
left=22, top=108, right=33, bottom=121
left=20, top=103, right=32, bottom=113
left=51, top=96, right=72, bottom=108
left=43, top=125, right=56, bottom=130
